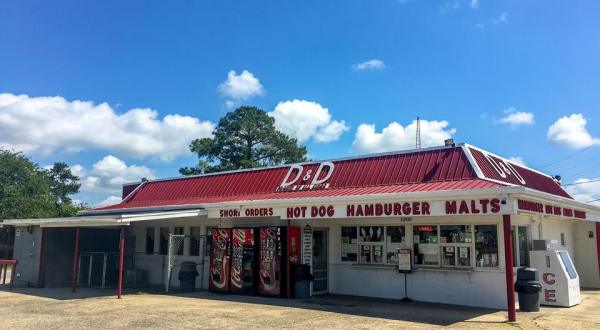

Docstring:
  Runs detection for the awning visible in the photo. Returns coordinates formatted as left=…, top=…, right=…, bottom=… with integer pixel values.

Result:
left=1, top=209, right=204, bottom=228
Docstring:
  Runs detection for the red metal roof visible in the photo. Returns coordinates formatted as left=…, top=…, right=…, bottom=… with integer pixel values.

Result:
left=468, top=147, right=571, bottom=199
left=96, top=179, right=503, bottom=210
left=94, top=144, right=573, bottom=212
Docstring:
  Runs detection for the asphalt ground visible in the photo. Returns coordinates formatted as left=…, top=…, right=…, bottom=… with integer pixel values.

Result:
left=1, top=287, right=599, bottom=329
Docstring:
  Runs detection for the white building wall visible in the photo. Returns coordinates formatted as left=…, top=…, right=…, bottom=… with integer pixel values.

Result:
left=575, top=221, right=600, bottom=288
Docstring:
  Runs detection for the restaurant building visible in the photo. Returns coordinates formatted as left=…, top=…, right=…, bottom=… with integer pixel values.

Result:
left=3, top=143, right=600, bottom=319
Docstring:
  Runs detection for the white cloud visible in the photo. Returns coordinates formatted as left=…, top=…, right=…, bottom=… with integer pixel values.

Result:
left=218, top=70, right=265, bottom=108
left=476, top=23, right=485, bottom=29
left=0, top=93, right=215, bottom=161
left=507, top=156, right=526, bottom=166
left=492, top=12, right=508, bottom=24
left=565, top=178, right=600, bottom=207
left=547, top=113, right=600, bottom=149
left=97, top=195, right=122, bottom=207
left=352, top=59, right=386, bottom=72
left=499, top=111, right=535, bottom=126
left=470, top=0, right=479, bottom=9
left=269, top=100, right=349, bottom=143
left=78, top=155, right=155, bottom=194
left=352, top=119, right=456, bottom=154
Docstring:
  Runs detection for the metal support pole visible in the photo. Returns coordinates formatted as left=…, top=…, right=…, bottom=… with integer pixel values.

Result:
left=37, top=228, right=45, bottom=287
left=596, top=223, right=600, bottom=280
left=9, top=261, right=17, bottom=290
left=71, top=227, right=80, bottom=293
left=503, top=215, right=516, bottom=322
left=118, top=225, right=125, bottom=299
left=1, top=264, right=6, bottom=284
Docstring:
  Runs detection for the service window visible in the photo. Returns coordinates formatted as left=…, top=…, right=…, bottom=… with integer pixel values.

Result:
left=174, top=227, right=184, bottom=255
left=475, top=225, right=499, bottom=268
left=359, top=226, right=384, bottom=263
left=386, top=226, right=406, bottom=264
left=440, top=225, right=472, bottom=268
left=189, top=227, right=201, bottom=256
left=145, top=227, right=155, bottom=254
left=341, top=226, right=358, bottom=262
left=159, top=227, right=169, bottom=255
left=413, top=225, right=439, bottom=266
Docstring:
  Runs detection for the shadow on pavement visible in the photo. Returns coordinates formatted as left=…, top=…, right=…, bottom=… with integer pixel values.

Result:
left=1, top=286, right=507, bottom=326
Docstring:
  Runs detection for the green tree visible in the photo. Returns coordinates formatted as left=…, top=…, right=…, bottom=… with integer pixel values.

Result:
left=180, top=106, right=307, bottom=175
left=0, top=149, right=83, bottom=219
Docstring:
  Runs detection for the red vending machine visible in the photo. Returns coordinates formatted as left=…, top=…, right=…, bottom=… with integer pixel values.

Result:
left=209, top=228, right=231, bottom=293
left=258, top=226, right=301, bottom=297
left=230, top=228, right=258, bottom=295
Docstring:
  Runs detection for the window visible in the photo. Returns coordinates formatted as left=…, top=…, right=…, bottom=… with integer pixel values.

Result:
left=341, top=226, right=357, bottom=262
left=359, top=226, right=384, bottom=263
left=145, top=228, right=155, bottom=254
left=159, top=227, right=169, bottom=255
left=190, top=227, right=201, bottom=256
left=413, top=225, right=439, bottom=266
left=205, top=227, right=214, bottom=257
left=560, top=233, right=566, bottom=246
left=475, top=225, right=498, bottom=268
left=440, top=225, right=472, bottom=267
left=174, top=227, right=184, bottom=255
left=386, top=226, right=406, bottom=264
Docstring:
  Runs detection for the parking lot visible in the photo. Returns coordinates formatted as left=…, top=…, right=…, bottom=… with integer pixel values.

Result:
left=1, top=288, right=599, bottom=329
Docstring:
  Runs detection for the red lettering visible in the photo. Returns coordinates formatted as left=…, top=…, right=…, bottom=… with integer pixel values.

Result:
left=543, top=272, right=555, bottom=285
left=490, top=198, right=500, bottom=213
left=311, top=206, right=318, bottom=217
left=287, top=207, right=294, bottom=218
left=554, top=206, right=561, bottom=216
left=402, top=202, right=411, bottom=215
left=446, top=201, right=457, bottom=214
left=422, top=202, right=430, bottom=215
left=574, top=210, right=586, bottom=219
left=327, top=206, right=335, bottom=217
left=470, top=200, right=480, bottom=214
left=564, top=208, right=573, bottom=217
left=301, top=206, right=307, bottom=217
left=319, top=206, right=326, bottom=217
left=356, top=205, right=364, bottom=217
left=544, top=289, right=556, bottom=303
left=364, top=204, right=374, bottom=216
left=293, top=207, right=301, bottom=218
left=384, top=203, right=393, bottom=215
left=347, top=205, right=355, bottom=217
left=412, top=202, right=420, bottom=215
left=375, top=204, right=383, bottom=216
left=480, top=199, right=489, bottom=214
left=459, top=200, right=469, bottom=214
left=394, top=203, right=402, bottom=215
left=545, top=205, right=553, bottom=214
left=220, top=210, right=224, bottom=217
left=268, top=208, right=273, bottom=216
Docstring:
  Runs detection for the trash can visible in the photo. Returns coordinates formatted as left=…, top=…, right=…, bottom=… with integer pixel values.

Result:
left=514, top=267, right=542, bottom=312
left=293, top=264, right=314, bottom=299
left=178, top=261, right=199, bottom=292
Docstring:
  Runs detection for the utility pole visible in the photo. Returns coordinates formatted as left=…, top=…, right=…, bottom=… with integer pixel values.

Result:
left=416, top=116, right=421, bottom=149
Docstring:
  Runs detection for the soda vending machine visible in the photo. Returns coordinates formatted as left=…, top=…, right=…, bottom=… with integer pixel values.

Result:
left=230, top=228, right=258, bottom=295
left=258, top=226, right=301, bottom=297
left=209, top=228, right=231, bottom=293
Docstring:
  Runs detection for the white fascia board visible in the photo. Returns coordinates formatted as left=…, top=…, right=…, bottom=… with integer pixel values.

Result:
left=201, top=186, right=523, bottom=209
left=2, top=216, right=121, bottom=226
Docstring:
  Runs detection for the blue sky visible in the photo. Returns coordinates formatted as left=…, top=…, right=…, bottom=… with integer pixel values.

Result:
left=1, top=0, right=600, bottom=206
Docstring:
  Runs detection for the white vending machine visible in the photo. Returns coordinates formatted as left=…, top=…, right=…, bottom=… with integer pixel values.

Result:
left=529, top=249, right=581, bottom=307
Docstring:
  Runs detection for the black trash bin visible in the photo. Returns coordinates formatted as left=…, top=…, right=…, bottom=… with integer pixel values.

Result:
left=293, top=264, right=314, bottom=299
left=514, top=267, right=542, bottom=312
left=178, top=261, right=199, bottom=292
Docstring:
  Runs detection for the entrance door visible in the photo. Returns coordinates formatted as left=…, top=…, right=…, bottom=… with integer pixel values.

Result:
left=511, top=226, right=530, bottom=267
left=312, top=229, right=328, bottom=294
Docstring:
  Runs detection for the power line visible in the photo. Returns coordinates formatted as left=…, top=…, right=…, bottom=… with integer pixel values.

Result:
left=587, top=198, right=600, bottom=203
left=563, top=178, right=600, bottom=186
left=564, top=160, right=600, bottom=181
left=537, top=147, right=591, bottom=169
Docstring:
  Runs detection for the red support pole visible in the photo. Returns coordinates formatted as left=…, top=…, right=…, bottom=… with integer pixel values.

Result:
left=71, top=227, right=80, bottom=293
left=286, top=219, right=291, bottom=299
left=37, top=228, right=45, bottom=287
left=595, top=223, right=600, bottom=278
left=117, top=225, right=125, bottom=299
left=503, top=215, right=516, bottom=322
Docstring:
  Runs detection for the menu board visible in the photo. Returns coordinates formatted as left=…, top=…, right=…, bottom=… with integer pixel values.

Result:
left=397, top=248, right=412, bottom=273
